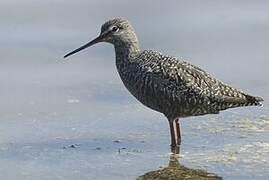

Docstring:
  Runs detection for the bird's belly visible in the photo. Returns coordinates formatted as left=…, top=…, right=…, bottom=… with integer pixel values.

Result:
left=123, top=81, right=163, bottom=112
left=118, top=71, right=164, bottom=113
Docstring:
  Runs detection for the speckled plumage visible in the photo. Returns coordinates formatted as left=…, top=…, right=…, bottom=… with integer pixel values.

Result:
left=64, top=18, right=263, bottom=153
left=117, top=49, right=263, bottom=120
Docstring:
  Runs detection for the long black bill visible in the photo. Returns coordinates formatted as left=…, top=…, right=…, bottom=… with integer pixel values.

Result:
left=64, top=33, right=106, bottom=58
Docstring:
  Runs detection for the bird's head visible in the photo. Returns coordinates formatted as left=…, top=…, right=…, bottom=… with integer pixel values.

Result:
left=64, top=18, right=139, bottom=58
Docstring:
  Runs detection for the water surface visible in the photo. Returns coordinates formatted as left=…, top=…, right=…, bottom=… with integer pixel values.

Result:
left=0, top=1, right=268, bottom=180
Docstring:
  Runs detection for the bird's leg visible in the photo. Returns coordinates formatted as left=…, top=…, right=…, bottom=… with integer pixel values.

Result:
left=169, top=120, right=180, bottom=154
left=175, top=118, right=181, bottom=146
left=169, top=121, right=176, bottom=147
left=171, top=145, right=180, bottom=154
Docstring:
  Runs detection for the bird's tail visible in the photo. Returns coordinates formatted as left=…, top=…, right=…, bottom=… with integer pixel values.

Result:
left=244, top=94, right=264, bottom=106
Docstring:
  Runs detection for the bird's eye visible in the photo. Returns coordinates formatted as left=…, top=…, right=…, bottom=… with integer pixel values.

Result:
left=111, top=26, right=119, bottom=32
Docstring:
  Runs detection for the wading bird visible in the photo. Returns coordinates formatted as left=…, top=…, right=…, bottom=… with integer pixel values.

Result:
left=64, top=18, right=263, bottom=153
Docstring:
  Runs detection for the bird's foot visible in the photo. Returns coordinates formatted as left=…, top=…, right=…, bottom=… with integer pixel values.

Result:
left=170, top=144, right=180, bottom=154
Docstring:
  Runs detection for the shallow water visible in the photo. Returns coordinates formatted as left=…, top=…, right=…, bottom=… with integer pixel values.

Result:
left=0, top=1, right=268, bottom=180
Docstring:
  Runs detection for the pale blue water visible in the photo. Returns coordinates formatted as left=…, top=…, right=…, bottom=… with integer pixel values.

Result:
left=0, top=1, right=268, bottom=180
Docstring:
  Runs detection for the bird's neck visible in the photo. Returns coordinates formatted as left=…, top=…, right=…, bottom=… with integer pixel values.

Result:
left=114, top=40, right=140, bottom=64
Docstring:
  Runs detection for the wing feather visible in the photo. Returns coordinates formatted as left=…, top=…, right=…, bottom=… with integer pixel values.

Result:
left=139, top=50, right=262, bottom=107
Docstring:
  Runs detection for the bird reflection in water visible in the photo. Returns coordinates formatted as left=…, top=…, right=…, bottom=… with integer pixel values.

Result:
left=137, top=153, right=222, bottom=180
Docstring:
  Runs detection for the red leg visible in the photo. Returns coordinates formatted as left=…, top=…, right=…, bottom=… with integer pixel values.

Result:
left=169, top=121, right=176, bottom=147
left=169, top=119, right=180, bottom=154
left=175, top=118, right=181, bottom=145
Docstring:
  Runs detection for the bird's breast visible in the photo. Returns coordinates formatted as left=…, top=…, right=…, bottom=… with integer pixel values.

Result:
left=116, top=62, right=164, bottom=113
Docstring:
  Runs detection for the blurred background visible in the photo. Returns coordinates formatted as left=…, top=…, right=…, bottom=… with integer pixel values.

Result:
left=0, top=1, right=268, bottom=180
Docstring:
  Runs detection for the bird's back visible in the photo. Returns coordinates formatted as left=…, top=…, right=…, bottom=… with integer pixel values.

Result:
left=117, top=50, right=263, bottom=119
